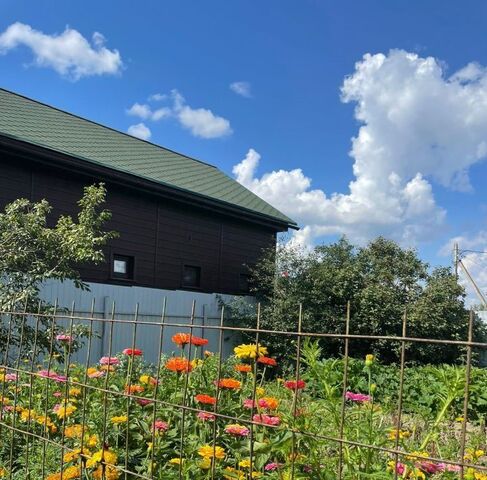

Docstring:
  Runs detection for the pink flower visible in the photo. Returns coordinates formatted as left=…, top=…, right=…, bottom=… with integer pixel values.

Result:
left=99, top=356, right=120, bottom=366
left=53, top=391, right=63, bottom=398
left=52, top=404, right=61, bottom=413
left=5, top=373, right=17, bottom=382
left=264, top=463, right=283, bottom=471
left=253, top=414, right=280, bottom=426
left=56, top=334, right=73, bottom=343
left=224, top=424, right=250, bottom=437
left=345, top=391, right=371, bottom=403
left=152, top=420, right=169, bottom=432
left=419, top=462, right=442, bottom=474
left=197, top=411, right=215, bottom=421
left=243, top=399, right=258, bottom=409
left=437, top=463, right=461, bottom=472
left=37, top=370, right=67, bottom=382
left=137, top=398, right=153, bottom=406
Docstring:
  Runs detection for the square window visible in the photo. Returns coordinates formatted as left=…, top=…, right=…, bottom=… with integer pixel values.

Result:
left=182, top=265, right=201, bottom=288
left=112, top=254, right=134, bottom=280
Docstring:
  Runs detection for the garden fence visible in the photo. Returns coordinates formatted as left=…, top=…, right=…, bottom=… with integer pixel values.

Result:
left=0, top=298, right=486, bottom=479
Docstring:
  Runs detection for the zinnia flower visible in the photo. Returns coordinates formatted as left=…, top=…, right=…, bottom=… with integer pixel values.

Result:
left=166, top=357, right=192, bottom=373
left=111, top=415, right=128, bottom=424
left=87, top=368, right=105, bottom=378
left=198, top=445, right=225, bottom=460
left=284, top=380, right=306, bottom=390
left=258, top=397, right=279, bottom=410
left=191, top=336, right=209, bottom=347
left=99, top=357, right=120, bottom=366
left=124, top=384, right=144, bottom=395
left=265, top=463, right=283, bottom=471
left=153, top=420, right=169, bottom=432
left=197, top=411, right=215, bottom=421
left=38, top=370, right=67, bottom=382
left=172, top=333, right=191, bottom=346
left=234, top=344, right=268, bottom=359
left=4, top=373, right=17, bottom=382
left=257, top=356, right=277, bottom=367
left=243, top=399, right=258, bottom=409
left=253, top=414, right=280, bottom=426
left=235, top=364, right=252, bottom=373
left=345, top=391, right=371, bottom=403
left=216, top=378, right=241, bottom=390
left=56, top=334, right=73, bottom=343
left=224, top=424, right=250, bottom=437
left=195, top=394, right=217, bottom=405
left=122, top=348, right=143, bottom=356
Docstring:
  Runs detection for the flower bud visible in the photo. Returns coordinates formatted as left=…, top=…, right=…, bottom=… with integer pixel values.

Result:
left=365, top=354, right=375, bottom=367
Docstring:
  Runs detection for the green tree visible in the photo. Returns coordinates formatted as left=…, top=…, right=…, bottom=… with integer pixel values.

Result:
left=226, top=237, right=486, bottom=365
left=0, top=184, right=116, bottom=361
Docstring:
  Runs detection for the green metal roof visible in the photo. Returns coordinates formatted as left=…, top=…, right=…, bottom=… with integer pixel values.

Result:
left=0, top=88, right=296, bottom=228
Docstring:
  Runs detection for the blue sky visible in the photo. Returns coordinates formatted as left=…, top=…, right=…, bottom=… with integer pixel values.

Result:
left=2, top=0, right=487, bottom=292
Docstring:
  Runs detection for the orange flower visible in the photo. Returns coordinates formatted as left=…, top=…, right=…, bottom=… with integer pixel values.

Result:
left=217, top=378, right=241, bottom=390
left=124, top=384, right=144, bottom=395
left=257, top=356, right=277, bottom=367
left=195, top=394, right=217, bottom=405
left=258, top=396, right=279, bottom=410
left=172, top=333, right=191, bottom=346
left=166, top=357, right=192, bottom=373
left=235, top=364, right=252, bottom=373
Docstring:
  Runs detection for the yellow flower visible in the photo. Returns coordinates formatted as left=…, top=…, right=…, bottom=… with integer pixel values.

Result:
left=256, top=387, right=265, bottom=397
left=86, top=449, right=117, bottom=468
left=56, top=404, right=77, bottom=419
left=169, top=458, right=182, bottom=465
left=198, top=445, right=225, bottom=460
left=139, top=375, right=157, bottom=385
left=64, top=424, right=84, bottom=439
left=110, top=415, right=128, bottom=424
left=365, top=354, right=375, bottom=367
left=234, top=344, right=268, bottom=359
left=0, top=468, right=5, bottom=478
left=68, top=388, right=81, bottom=397
left=387, top=429, right=410, bottom=440
left=239, top=459, right=251, bottom=468
left=63, top=448, right=90, bottom=463
left=191, top=359, right=204, bottom=368
left=93, top=465, right=120, bottom=480
left=85, top=433, right=99, bottom=448
left=199, top=457, right=212, bottom=470
left=46, top=466, right=81, bottom=480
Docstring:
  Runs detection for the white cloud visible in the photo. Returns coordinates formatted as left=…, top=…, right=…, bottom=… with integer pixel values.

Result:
left=126, top=89, right=232, bottom=139
left=148, top=93, right=167, bottom=102
left=127, top=123, right=151, bottom=140
left=0, top=22, right=122, bottom=80
left=126, top=102, right=171, bottom=121
left=234, top=50, right=487, bottom=247
left=230, top=81, right=252, bottom=98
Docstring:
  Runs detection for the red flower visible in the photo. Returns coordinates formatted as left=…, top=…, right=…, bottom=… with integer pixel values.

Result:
left=122, top=348, right=143, bottom=356
left=191, top=336, right=209, bottom=347
left=172, top=333, right=191, bottom=346
left=257, top=356, right=277, bottom=367
left=284, top=380, right=306, bottom=390
left=235, top=364, right=252, bottom=373
left=195, top=394, right=216, bottom=405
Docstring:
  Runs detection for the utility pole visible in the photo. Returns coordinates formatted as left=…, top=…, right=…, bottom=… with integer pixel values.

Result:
left=454, top=242, right=459, bottom=279
left=458, top=259, right=487, bottom=309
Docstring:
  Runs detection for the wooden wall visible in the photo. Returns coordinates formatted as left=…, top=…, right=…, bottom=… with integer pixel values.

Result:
left=0, top=155, right=276, bottom=295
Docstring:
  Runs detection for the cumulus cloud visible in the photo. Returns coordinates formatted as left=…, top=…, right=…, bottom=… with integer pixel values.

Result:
left=126, top=90, right=232, bottom=139
left=234, top=50, right=487, bottom=246
left=127, top=123, right=151, bottom=140
left=230, top=81, right=252, bottom=98
left=0, top=22, right=122, bottom=80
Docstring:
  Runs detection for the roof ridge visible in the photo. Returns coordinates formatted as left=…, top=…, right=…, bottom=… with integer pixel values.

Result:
left=0, top=87, right=218, bottom=170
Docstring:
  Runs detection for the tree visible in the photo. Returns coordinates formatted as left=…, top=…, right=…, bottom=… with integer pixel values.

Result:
left=225, top=237, right=486, bottom=366
left=0, top=184, right=116, bottom=362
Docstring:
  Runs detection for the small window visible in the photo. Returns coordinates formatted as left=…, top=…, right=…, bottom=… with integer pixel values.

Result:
left=112, top=254, right=134, bottom=280
left=182, top=265, right=201, bottom=288
left=239, top=273, right=250, bottom=293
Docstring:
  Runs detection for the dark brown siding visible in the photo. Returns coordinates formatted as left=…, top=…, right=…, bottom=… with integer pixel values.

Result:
left=0, top=154, right=276, bottom=294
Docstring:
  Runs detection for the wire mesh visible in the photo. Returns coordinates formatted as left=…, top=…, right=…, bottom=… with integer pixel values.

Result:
left=0, top=299, right=486, bottom=479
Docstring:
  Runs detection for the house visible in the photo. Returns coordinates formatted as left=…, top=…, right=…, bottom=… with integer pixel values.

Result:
left=0, top=88, right=297, bottom=357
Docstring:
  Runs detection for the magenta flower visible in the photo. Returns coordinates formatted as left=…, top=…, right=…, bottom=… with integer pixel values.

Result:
left=243, top=399, right=258, bottom=409
left=5, top=373, right=17, bottom=382
left=345, top=391, right=371, bottom=403
left=137, top=398, right=153, bottom=406
left=56, top=334, right=73, bottom=343
left=264, top=463, right=283, bottom=471
left=99, top=356, right=120, bottom=366
left=197, top=411, right=215, bottom=421
left=253, top=414, right=280, bottom=426
left=37, top=370, right=67, bottom=382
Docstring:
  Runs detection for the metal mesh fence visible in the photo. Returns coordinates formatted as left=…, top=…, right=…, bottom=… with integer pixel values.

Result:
left=0, top=299, right=486, bottom=479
